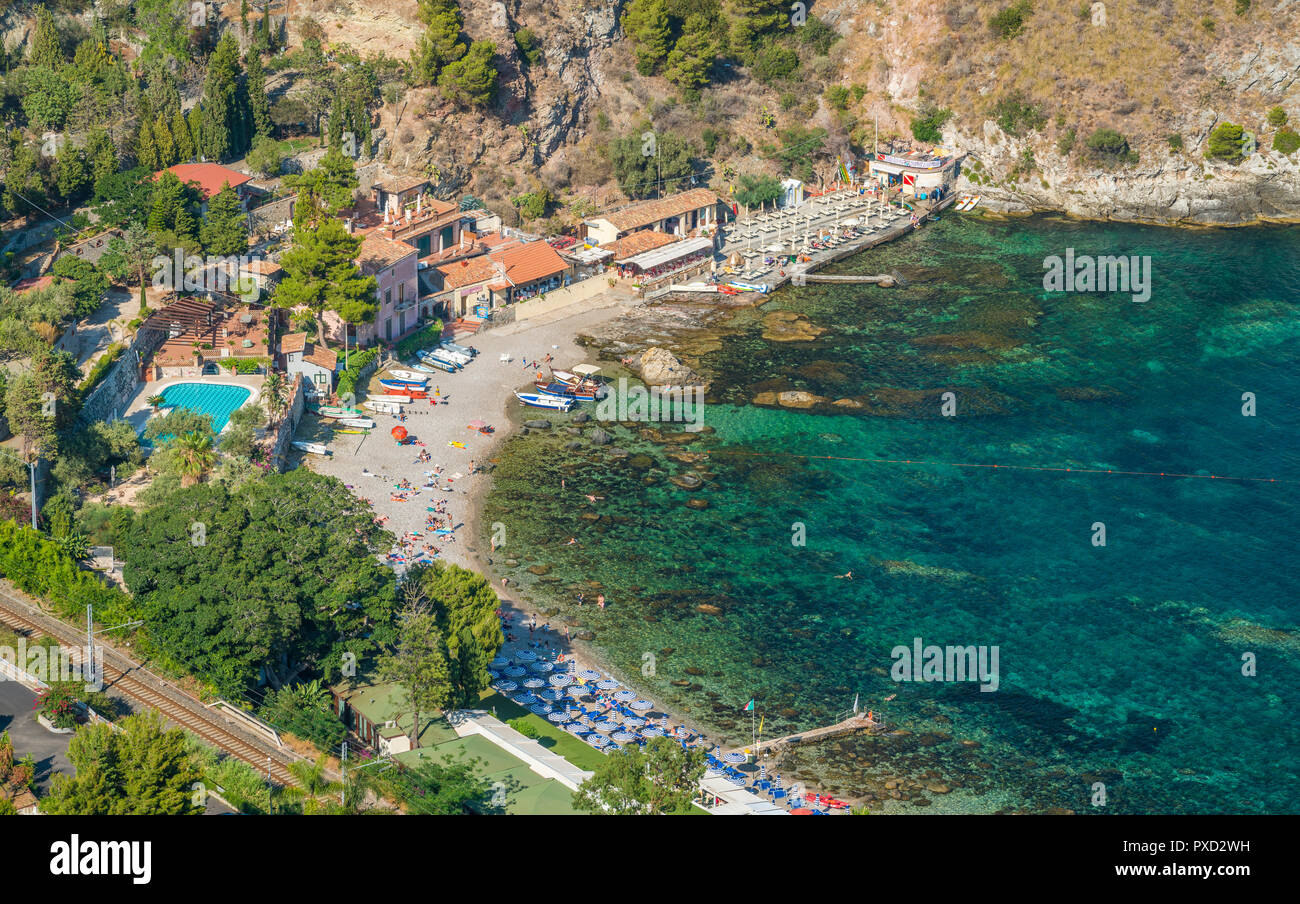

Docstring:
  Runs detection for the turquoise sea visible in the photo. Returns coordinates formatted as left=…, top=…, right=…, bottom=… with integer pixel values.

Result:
left=482, top=215, right=1300, bottom=814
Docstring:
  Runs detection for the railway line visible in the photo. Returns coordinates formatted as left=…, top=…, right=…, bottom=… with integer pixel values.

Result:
left=0, top=582, right=301, bottom=788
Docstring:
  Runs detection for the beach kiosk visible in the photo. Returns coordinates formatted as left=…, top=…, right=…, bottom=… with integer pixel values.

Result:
left=867, top=150, right=961, bottom=200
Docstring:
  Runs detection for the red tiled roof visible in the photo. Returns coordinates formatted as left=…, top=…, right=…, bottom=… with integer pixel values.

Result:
left=356, top=233, right=417, bottom=275
left=495, top=241, right=568, bottom=287
left=436, top=255, right=499, bottom=292
left=304, top=344, right=338, bottom=370
left=155, top=164, right=253, bottom=199
left=600, top=231, right=680, bottom=260
left=281, top=332, right=307, bottom=354
left=594, top=189, right=720, bottom=233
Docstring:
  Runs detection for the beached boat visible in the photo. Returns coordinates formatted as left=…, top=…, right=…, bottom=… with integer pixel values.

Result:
left=535, top=380, right=604, bottom=400
left=424, top=345, right=471, bottom=365
left=311, top=405, right=363, bottom=419
left=440, top=339, right=476, bottom=357
left=290, top=441, right=331, bottom=455
left=727, top=281, right=770, bottom=294
left=335, top=417, right=377, bottom=429
left=418, top=355, right=459, bottom=373
left=364, top=400, right=403, bottom=415
left=387, top=369, right=429, bottom=383
left=408, top=362, right=444, bottom=375
left=514, top=391, right=575, bottom=411
left=379, top=377, right=426, bottom=390
left=366, top=394, right=413, bottom=404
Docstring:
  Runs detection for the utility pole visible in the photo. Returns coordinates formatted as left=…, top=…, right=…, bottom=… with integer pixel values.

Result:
left=340, top=740, right=347, bottom=805
left=84, top=604, right=142, bottom=691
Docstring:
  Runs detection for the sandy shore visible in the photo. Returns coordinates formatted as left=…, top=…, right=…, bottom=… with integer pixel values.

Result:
left=302, top=289, right=728, bottom=736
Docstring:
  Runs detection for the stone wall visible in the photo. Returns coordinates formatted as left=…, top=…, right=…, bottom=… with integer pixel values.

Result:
left=267, top=375, right=307, bottom=472
left=77, top=328, right=165, bottom=425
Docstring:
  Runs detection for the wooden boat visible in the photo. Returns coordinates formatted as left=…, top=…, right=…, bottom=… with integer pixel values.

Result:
left=366, top=394, right=413, bottom=404
left=311, top=405, right=363, bottom=419
left=535, top=380, right=600, bottom=400
left=290, top=441, right=331, bottom=455
left=408, top=362, right=443, bottom=375
left=388, top=369, right=429, bottom=384
left=336, top=417, right=376, bottom=429
left=514, top=391, right=575, bottom=412
left=417, top=355, right=459, bottom=373
left=364, top=400, right=402, bottom=415
left=335, top=428, right=370, bottom=435
left=379, top=377, right=426, bottom=390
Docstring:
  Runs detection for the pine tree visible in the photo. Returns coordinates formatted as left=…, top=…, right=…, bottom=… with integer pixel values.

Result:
left=411, top=0, right=467, bottom=84
left=136, top=119, right=158, bottom=172
left=198, top=34, right=248, bottom=162
left=187, top=106, right=203, bottom=159
left=86, top=129, right=119, bottom=189
left=727, top=0, right=788, bottom=59
left=273, top=217, right=376, bottom=345
left=172, top=107, right=194, bottom=162
left=153, top=114, right=176, bottom=168
left=438, top=41, right=498, bottom=108
left=245, top=52, right=271, bottom=139
left=28, top=4, right=63, bottom=69
left=54, top=141, right=90, bottom=204
left=621, top=0, right=672, bottom=75
left=664, top=17, right=715, bottom=92
left=200, top=184, right=249, bottom=256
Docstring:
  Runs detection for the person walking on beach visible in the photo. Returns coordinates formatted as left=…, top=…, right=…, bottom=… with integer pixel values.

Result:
left=597, top=594, right=606, bottom=610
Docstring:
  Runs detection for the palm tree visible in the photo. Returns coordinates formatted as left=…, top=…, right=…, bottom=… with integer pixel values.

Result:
left=146, top=394, right=166, bottom=412
left=280, top=754, right=343, bottom=815
left=262, top=371, right=288, bottom=423
left=174, top=431, right=216, bottom=487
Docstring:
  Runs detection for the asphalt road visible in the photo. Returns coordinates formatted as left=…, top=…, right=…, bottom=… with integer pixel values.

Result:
left=0, top=680, right=73, bottom=793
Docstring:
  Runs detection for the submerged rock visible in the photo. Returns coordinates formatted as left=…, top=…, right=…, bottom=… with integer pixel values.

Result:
left=670, top=473, right=703, bottom=489
left=524, top=419, right=551, bottom=429
left=589, top=427, right=612, bottom=445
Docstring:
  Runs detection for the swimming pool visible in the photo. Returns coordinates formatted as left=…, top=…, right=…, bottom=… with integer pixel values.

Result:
left=157, top=382, right=253, bottom=433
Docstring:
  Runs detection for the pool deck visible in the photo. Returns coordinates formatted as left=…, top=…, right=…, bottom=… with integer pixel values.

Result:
left=121, top=374, right=263, bottom=436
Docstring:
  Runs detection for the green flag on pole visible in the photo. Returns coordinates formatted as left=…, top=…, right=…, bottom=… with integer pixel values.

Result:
left=744, top=699, right=755, bottom=711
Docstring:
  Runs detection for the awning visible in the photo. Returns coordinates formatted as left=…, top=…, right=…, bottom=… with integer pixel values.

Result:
left=616, top=236, right=714, bottom=269
left=568, top=246, right=613, bottom=264
left=572, top=364, right=601, bottom=377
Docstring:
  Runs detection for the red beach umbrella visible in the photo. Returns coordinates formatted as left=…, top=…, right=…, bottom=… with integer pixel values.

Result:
left=391, top=426, right=408, bottom=442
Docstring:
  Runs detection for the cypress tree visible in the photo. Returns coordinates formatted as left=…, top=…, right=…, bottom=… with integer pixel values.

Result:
left=29, top=4, right=63, bottom=68
left=136, top=119, right=158, bottom=171
left=172, top=108, right=194, bottom=162
left=246, top=52, right=271, bottom=139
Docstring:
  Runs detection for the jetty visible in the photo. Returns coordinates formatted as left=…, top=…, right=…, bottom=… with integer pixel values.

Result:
left=802, top=273, right=900, bottom=285
left=733, top=711, right=885, bottom=757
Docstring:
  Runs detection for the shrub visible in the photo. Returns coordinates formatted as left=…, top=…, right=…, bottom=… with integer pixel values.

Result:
left=513, top=28, right=543, bottom=68
left=1207, top=122, right=1245, bottom=161
left=393, top=320, right=445, bottom=361
left=1234, top=0, right=1250, bottom=14
left=751, top=43, right=800, bottom=85
left=508, top=718, right=542, bottom=739
left=991, top=95, right=1046, bottom=136
left=1167, top=133, right=1184, bottom=151
left=1085, top=128, right=1135, bottom=165
left=989, top=0, right=1033, bottom=38
left=1200, top=16, right=1215, bottom=30
left=825, top=85, right=851, bottom=112
left=335, top=346, right=380, bottom=399
left=77, top=343, right=125, bottom=395
left=1274, top=128, right=1300, bottom=155
left=911, top=106, right=953, bottom=144
left=1057, top=127, right=1077, bottom=155
left=1266, top=107, right=1288, bottom=128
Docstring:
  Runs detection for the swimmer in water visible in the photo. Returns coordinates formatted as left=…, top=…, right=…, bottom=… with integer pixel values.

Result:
left=835, top=571, right=853, bottom=579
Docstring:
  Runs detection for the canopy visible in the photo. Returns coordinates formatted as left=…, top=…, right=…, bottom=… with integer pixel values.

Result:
left=391, top=426, right=408, bottom=440
left=571, top=364, right=602, bottom=377
left=616, top=236, right=714, bottom=269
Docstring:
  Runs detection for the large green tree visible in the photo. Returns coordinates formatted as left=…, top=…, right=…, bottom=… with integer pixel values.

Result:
left=201, top=184, right=249, bottom=256
left=438, top=41, right=498, bottom=108
left=572, top=737, right=707, bottom=814
left=198, top=34, right=251, bottom=161
left=274, top=217, right=375, bottom=345
left=609, top=128, right=696, bottom=199
left=622, top=0, right=672, bottom=75
left=42, top=711, right=203, bottom=815
left=411, top=0, right=467, bottom=85
left=378, top=597, right=454, bottom=749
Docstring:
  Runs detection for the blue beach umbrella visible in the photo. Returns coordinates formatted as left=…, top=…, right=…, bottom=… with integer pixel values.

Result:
left=540, top=689, right=563, bottom=702
left=490, top=656, right=509, bottom=669
left=516, top=649, right=538, bottom=662
left=594, top=720, right=620, bottom=732
left=531, top=660, right=554, bottom=673
left=611, top=731, right=636, bottom=743
left=549, top=673, right=574, bottom=686
left=504, top=666, right=526, bottom=678
left=613, top=690, right=636, bottom=702
left=578, top=669, right=602, bottom=681
left=529, top=704, right=552, bottom=715
left=491, top=679, right=518, bottom=692
left=640, top=727, right=664, bottom=738
left=597, top=679, right=620, bottom=690
left=723, top=752, right=747, bottom=765
left=547, top=711, right=570, bottom=723
left=588, top=734, right=611, bottom=747
left=630, top=699, right=653, bottom=711
left=622, top=717, right=645, bottom=729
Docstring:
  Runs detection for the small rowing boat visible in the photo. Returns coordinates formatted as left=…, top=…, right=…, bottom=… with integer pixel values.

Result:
left=364, top=400, right=403, bottom=415
left=379, top=377, right=426, bottom=390
left=311, top=405, right=363, bottom=419
left=440, top=339, right=476, bottom=357
left=417, top=355, right=458, bottom=373
left=291, top=441, right=331, bottom=455
left=514, top=391, right=575, bottom=411
left=424, top=345, right=471, bottom=365
left=335, top=417, right=376, bottom=429
left=387, top=369, right=429, bottom=384
left=366, top=394, right=413, bottom=404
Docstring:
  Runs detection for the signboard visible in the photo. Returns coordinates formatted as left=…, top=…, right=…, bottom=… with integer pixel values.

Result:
left=903, top=173, right=917, bottom=187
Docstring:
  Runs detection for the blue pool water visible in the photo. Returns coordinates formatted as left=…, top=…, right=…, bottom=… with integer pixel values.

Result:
left=158, top=382, right=253, bottom=433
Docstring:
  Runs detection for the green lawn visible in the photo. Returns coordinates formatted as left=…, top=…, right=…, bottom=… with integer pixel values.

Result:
left=477, top=691, right=610, bottom=772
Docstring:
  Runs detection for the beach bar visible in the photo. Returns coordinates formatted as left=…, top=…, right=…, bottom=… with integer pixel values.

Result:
left=866, top=150, right=962, bottom=200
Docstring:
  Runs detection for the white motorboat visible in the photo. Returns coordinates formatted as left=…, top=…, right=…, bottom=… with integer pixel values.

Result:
left=514, top=391, right=575, bottom=411
left=388, top=369, right=429, bottom=384
left=290, top=441, right=331, bottom=455
left=336, top=417, right=377, bottom=429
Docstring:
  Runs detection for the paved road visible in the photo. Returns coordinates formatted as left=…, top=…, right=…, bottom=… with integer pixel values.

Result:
left=0, top=679, right=72, bottom=793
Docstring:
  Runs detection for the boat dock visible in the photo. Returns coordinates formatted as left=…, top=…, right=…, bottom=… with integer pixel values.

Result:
left=732, top=711, right=886, bottom=757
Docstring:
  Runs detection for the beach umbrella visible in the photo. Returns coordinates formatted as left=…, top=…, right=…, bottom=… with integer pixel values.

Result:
left=503, top=666, right=526, bottom=678
left=630, top=699, right=653, bottom=711
left=516, top=649, right=538, bottom=662
left=704, top=767, right=724, bottom=779
left=491, top=679, right=517, bottom=692
left=529, top=704, right=552, bottom=715
left=549, top=673, right=573, bottom=687
left=547, top=711, right=570, bottom=723
left=531, top=661, right=554, bottom=673
left=613, top=690, right=636, bottom=702
left=487, top=669, right=500, bottom=680
left=578, top=669, right=602, bottom=681
left=540, top=689, right=563, bottom=702
left=592, top=720, right=618, bottom=732
left=566, top=686, right=587, bottom=697
left=640, top=727, right=664, bottom=738
left=611, top=731, right=636, bottom=743
left=673, top=727, right=691, bottom=739
left=597, top=679, right=620, bottom=690
left=723, top=752, right=747, bottom=765
left=523, top=678, right=545, bottom=689
left=622, top=718, right=645, bottom=729
left=391, top=426, right=408, bottom=442
left=512, top=693, right=537, bottom=706
left=588, top=735, right=611, bottom=747
left=727, top=774, right=747, bottom=786
left=490, top=656, right=509, bottom=669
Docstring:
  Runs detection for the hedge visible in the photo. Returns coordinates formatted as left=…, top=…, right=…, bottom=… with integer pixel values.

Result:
left=393, top=319, right=444, bottom=361
left=335, top=347, right=380, bottom=399
left=0, top=521, right=141, bottom=628
left=77, top=343, right=125, bottom=396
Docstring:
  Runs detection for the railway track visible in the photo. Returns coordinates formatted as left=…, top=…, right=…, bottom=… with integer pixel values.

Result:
left=0, top=584, right=300, bottom=788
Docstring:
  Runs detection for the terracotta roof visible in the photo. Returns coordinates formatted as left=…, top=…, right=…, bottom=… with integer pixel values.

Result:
left=601, top=231, right=681, bottom=260
left=436, top=255, right=500, bottom=292
left=156, top=163, right=252, bottom=199
left=356, top=232, right=417, bottom=275
left=281, top=332, right=307, bottom=354
left=304, top=344, right=338, bottom=370
left=496, top=241, right=569, bottom=287
left=241, top=259, right=282, bottom=275
left=593, top=189, right=720, bottom=233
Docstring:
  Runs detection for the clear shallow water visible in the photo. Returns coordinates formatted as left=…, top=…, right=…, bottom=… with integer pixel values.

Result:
left=484, top=215, right=1300, bottom=814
